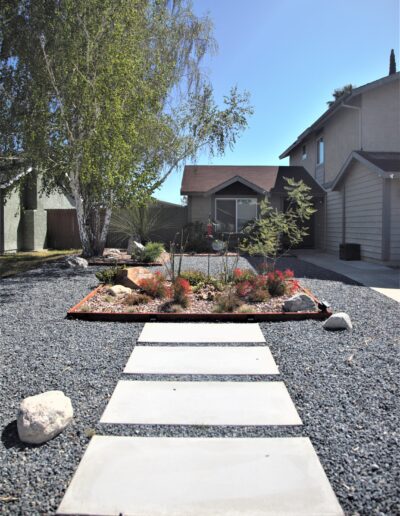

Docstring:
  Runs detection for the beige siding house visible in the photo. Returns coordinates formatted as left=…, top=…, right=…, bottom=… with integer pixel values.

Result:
left=181, top=165, right=325, bottom=248
left=280, top=72, right=400, bottom=265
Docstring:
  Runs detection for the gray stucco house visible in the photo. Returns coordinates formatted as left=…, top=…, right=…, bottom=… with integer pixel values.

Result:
left=181, top=165, right=325, bottom=248
left=280, top=72, right=400, bottom=265
left=0, top=170, right=75, bottom=253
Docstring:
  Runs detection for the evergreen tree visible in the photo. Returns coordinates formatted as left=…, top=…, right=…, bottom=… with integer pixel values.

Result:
left=389, top=49, right=397, bottom=75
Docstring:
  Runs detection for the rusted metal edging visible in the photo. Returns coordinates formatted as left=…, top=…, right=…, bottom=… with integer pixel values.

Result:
left=67, top=285, right=332, bottom=322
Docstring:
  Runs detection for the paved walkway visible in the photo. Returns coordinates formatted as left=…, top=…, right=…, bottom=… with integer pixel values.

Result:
left=297, top=250, right=400, bottom=302
left=57, top=323, right=343, bottom=515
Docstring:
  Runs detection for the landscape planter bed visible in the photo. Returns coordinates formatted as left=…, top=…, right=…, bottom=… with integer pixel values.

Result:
left=67, top=285, right=331, bottom=322
left=87, top=251, right=169, bottom=267
left=87, top=258, right=163, bottom=266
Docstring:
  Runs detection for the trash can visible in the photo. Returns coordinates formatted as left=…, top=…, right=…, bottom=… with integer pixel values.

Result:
left=339, top=243, right=361, bottom=260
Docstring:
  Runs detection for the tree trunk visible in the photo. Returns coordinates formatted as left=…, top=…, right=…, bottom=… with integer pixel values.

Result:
left=72, top=179, right=112, bottom=257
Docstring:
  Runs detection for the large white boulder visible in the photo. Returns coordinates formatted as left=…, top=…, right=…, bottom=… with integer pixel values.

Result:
left=108, top=284, right=132, bottom=296
left=127, top=239, right=145, bottom=256
left=17, top=390, right=73, bottom=445
left=323, top=312, right=353, bottom=331
left=283, top=293, right=316, bottom=312
left=65, top=256, right=88, bottom=269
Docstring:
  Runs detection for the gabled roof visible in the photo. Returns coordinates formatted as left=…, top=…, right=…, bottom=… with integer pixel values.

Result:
left=279, top=72, right=400, bottom=159
left=181, top=166, right=279, bottom=195
left=331, top=151, right=400, bottom=190
left=181, top=165, right=325, bottom=196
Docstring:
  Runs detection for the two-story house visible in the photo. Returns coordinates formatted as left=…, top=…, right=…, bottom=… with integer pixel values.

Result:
left=280, top=72, right=400, bottom=265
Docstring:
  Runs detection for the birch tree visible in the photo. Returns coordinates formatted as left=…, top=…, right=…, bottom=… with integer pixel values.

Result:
left=0, top=0, right=252, bottom=256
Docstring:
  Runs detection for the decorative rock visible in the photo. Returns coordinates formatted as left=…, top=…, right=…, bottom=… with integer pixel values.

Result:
left=108, top=285, right=132, bottom=296
left=17, top=390, right=73, bottom=444
left=103, top=249, right=122, bottom=258
left=283, top=293, right=316, bottom=312
left=65, top=256, right=88, bottom=269
left=116, top=267, right=155, bottom=290
left=127, top=239, right=145, bottom=256
left=323, top=312, right=353, bottom=331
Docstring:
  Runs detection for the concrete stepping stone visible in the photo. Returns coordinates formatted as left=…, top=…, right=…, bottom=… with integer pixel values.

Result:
left=100, top=380, right=301, bottom=426
left=124, top=346, right=279, bottom=375
left=138, top=322, right=265, bottom=343
left=57, top=436, right=344, bottom=515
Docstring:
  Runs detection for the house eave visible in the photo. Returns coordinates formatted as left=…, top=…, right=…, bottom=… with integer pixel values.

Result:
left=280, top=72, right=400, bottom=159
left=331, top=150, right=400, bottom=191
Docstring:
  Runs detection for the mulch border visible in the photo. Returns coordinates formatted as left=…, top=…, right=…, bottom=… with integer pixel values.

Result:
left=67, top=285, right=332, bottom=322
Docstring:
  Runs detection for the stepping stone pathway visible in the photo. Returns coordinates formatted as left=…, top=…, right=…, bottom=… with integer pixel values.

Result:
left=137, top=322, right=265, bottom=342
left=58, top=436, right=343, bottom=516
left=100, top=380, right=301, bottom=426
left=58, top=322, right=343, bottom=515
left=124, top=345, right=279, bottom=375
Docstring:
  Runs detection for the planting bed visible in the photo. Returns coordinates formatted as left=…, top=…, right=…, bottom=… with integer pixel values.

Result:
left=68, top=282, right=331, bottom=322
left=87, top=250, right=169, bottom=267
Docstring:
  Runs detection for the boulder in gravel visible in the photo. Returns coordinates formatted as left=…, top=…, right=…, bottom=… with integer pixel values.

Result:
left=283, top=293, right=316, bottom=312
left=108, top=284, right=132, bottom=296
left=323, top=312, right=353, bottom=331
left=103, top=248, right=122, bottom=258
left=65, top=256, right=88, bottom=269
left=127, top=239, right=144, bottom=256
left=17, top=390, right=73, bottom=445
left=116, top=267, right=155, bottom=289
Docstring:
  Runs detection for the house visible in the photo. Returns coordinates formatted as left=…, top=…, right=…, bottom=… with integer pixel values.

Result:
left=181, top=165, right=325, bottom=248
left=0, top=169, right=75, bottom=253
left=280, top=72, right=400, bottom=264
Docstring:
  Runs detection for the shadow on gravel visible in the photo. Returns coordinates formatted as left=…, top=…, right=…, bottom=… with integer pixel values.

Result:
left=1, top=420, right=39, bottom=450
left=246, top=256, right=362, bottom=285
left=1, top=266, right=94, bottom=284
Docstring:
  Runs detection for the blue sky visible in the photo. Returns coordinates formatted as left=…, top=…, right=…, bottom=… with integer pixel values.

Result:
left=155, top=0, right=400, bottom=204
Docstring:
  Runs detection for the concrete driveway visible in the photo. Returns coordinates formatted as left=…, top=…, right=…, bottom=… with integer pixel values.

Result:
left=296, top=250, right=400, bottom=303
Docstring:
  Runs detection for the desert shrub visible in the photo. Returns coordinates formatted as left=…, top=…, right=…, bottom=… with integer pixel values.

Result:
left=179, top=270, right=207, bottom=286
left=235, top=274, right=269, bottom=302
left=141, top=242, right=164, bottom=262
left=237, top=304, right=254, bottom=314
left=161, top=301, right=183, bottom=313
left=173, top=277, right=191, bottom=307
left=179, top=271, right=223, bottom=293
left=213, top=288, right=242, bottom=313
left=132, top=242, right=164, bottom=263
left=95, top=266, right=125, bottom=285
left=232, top=268, right=256, bottom=283
left=207, top=277, right=225, bottom=291
left=78, top=304, right=91, bottom=312
left=139, top=272, right=168, bottom=298
left=266, top=269, right=295, bottom=297
left=248, top=286, right=270, bottom=303
left=123, top=292, right=151, bottom=306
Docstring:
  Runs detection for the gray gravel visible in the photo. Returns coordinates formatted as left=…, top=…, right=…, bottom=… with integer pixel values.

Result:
left=0, top=256, right=399, bottom=515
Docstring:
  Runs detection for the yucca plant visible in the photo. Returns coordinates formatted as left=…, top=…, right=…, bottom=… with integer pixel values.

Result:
left=109, top=200, right=172, bottom=246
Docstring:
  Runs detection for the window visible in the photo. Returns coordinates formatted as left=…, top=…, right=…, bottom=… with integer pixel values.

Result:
left=317, top=137, right=324, bottom=164
left=215, top=198, right=258, bottom=232
left=302, top=145, right=307, bottom=160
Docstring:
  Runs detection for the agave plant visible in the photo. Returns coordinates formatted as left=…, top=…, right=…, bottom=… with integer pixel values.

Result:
left=109, top=200, right=172, bottom=246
